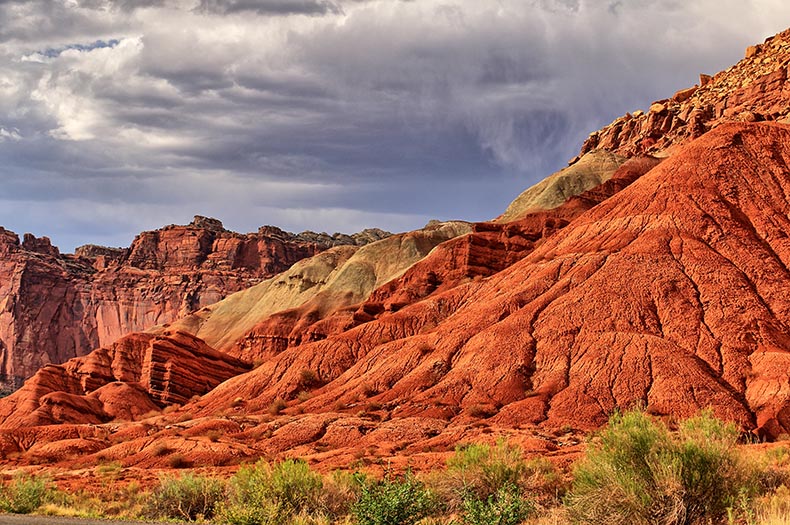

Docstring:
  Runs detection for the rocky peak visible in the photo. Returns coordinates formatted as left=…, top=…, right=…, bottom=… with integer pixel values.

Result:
left=257, top=225, right=289, bottom=239
left=258, top=225, right=392, bottom=246
left=0, top=228, right=20, bottom=255
left=580, top=28, right=790, bottom=159
left=189, top=215, right=225, bottom=232
left=21, top=233, right=59, bottom=257
left=294, top=228, right=392, bottom=246
left=350, top=228, right=392, bottom=245
left=74, top=244, right=127, bottom=271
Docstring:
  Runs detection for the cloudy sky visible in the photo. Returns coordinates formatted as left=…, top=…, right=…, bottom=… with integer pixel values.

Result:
left=1, top=0, right=789, bottom=251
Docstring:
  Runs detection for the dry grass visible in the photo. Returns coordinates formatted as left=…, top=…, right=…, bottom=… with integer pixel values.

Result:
left=167, top=453, right=190, bottom=468
left=269, top=398, right=287, bottom=415
left=43, top=482, right=148, bottom=520
left=467, top=405, right=496, bottom=419
left=523, top=508, right=570, bottom=525
left=298, top=390, right=313, bottom=402
left=756, top=485, right=790, bottom=525
left=299, top=369, right=321, bottom=389
left=151, top=443, right=172, bottom=457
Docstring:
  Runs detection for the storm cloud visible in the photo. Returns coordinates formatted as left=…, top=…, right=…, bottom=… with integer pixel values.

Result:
left=1, top=0, right=790, bottom=251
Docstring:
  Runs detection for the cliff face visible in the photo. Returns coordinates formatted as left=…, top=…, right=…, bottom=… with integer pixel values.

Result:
left=0, top=230, right=95, bottom=390
left=0, top=217, right=389, bottom=384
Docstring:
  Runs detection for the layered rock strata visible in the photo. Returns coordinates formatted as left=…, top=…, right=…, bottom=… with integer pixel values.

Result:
left=0, top=330, right=249, bottom=429
left=0, top=217, right=388, bottom=383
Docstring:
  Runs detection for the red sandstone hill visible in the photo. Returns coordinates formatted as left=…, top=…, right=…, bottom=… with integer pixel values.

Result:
left=0, top=216, right=388, bottom=386
left=205, top=122, right=790, bottom=439
left=3, top=30, right=790, bottom=472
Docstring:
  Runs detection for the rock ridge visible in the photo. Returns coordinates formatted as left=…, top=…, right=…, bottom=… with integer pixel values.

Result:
left=0, top=217, right=389, bottom=383
left=580, top=28, right=790, bottom=159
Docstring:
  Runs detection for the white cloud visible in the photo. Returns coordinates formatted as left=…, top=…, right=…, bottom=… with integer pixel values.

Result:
left=0, top=127, right=21, bottom=141
left=29, top=37, right=143, bottom=140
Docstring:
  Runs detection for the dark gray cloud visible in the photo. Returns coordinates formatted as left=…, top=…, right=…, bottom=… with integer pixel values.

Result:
left=196, top=0, right=342, bottom=16
left=1, top=0, right=790, bottom=251
left=75, top=0, right=168, bottom=11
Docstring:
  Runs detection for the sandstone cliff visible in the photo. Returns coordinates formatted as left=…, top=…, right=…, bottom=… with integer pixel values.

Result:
left=0, top=217, right=389, bottom=384
left=0, top=330, right=250, bottom=429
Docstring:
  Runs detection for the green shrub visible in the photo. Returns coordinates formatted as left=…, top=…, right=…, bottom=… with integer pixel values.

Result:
left=220, top=459, right=325, bottom=525
left=460, top=483, right=532, bottom=525
left=0, top=473, right=49, bottom=514
left=566, top=409, right=761, bottom=525
left=220, top=500, right=282, bottom=525
left=351, top=472, right=438, bottom=525
left=146, top=473, right=224, bottom=521
left=438, top=440, right=527, bottom=511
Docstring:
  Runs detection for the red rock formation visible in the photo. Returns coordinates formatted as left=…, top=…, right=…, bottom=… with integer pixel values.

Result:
left=232, top=157, right=661, bottom=363
left=0, top=217, right=389, bottom=384
left=6, top=29, right=790, bottom=477
left=195, top=123, right=790, bottom=440
left=580, top=29, right=790, bottom=159
left=0, top=330, right=250, bottom=429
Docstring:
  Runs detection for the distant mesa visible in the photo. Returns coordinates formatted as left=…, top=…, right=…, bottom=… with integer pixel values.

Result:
left=0, top=216, right=390, bottom=383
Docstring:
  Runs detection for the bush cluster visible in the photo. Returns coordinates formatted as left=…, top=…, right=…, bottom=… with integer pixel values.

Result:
left=566, top=409, right=762, bottom=525
left=460, top=483, right=532, bottom=525
left=146, top=473, right=224, bottom=521
left=352, top=472, right=437, bottom=525
left=220, top=459, right=333, bottom=525
left=0, top=473, right=49, bottom=514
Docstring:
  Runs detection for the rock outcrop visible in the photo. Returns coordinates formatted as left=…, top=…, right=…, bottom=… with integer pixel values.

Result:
left=5, top=28, right=790, bottom=476
left=0, top=330, right=250, bottom=429
left=580, top=29, right=790, bottom=158
left=0, top=217, right=389, bottom=384
left=496, top=150, right=626, bottom=222
left=163, top=221, right=474, bottom=359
